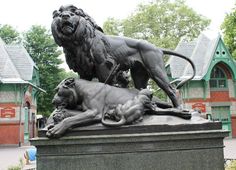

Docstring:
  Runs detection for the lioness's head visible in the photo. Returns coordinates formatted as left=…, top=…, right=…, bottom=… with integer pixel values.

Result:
left=52, top=78, right=78, bottom=109
left=51, top=5, right=82, bottom=45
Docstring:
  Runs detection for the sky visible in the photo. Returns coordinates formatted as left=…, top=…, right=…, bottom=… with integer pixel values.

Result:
left=0, top=0, right=235, bottom=32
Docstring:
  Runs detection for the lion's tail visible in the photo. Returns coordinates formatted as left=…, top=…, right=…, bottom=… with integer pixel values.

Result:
left=162, top=49, right=196, bottom=89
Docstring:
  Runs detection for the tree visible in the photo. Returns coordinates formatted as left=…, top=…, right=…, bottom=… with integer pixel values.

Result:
left=59, top=70, right=78, bottom=79
left=23, top=25, right=64, bottom=117
left=103, top=0, right=210, bottom=99
left=103, top=18, right=122, bottom=36
left=221, top=7, right=236, bottom=59
left=0, top=24, right=20, bottom=44
left=103, top=0, right=210, bottom=49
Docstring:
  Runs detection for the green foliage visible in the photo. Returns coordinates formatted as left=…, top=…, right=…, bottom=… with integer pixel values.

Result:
left=8, top=158, right=24, bottom=170
left=221, top=7, right=236, bottom=59
left=23, top=25, right=65, bottom=117
left=225, top=160, right=236, bottom=170
left=103, top=17, right=122, bottom=36
left=59, top=70, right=78, bottom=79
left=103, top=0, right=210, bottom=49
left=103, top=0, right=210, bottom=100
left=148, top=80, right=167, bottom=100
left=7, top=165, right=21, bottom=170
left=0, top=23, right=71, bottom=116
left=0, top=24, right=21, bottom=44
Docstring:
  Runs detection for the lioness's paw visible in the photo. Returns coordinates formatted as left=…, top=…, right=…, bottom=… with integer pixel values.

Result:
left=46, top=122, right=68, bottom=138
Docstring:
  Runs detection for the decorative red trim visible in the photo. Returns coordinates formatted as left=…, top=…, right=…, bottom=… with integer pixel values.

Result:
left=184, top=90, right=236, bottom=103
left=0, top=103, right=37, bottom=109
left=184, top=97, right=236, bottom=103
left=192, top=103, right=206, bottom=112
left=218, top=63, right=232, bottom=79
left=0, top=103, right=20, bottom=107
left=0, top=122, right=25, bottom=125
left=30, top=105, right=37, bottom=110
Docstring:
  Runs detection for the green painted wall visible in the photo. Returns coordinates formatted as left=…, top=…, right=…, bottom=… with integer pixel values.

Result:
left=181, top=80, right=206, bottom=100
left=204, top=38, right=236, bottom=81
left=0, top=84, right=15, bottom=91
left=0, top=84, right=28, bottom=103
left=30, top=67, right=40, bottom=87
left=0, top=84, right=20, bottom=103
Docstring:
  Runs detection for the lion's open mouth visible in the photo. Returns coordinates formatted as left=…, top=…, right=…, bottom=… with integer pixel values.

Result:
left=61, top=21, right=75, bottom=35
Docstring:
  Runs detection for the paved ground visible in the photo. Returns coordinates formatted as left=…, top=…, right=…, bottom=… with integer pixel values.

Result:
left=0, top=145, right=36, bottom=170
left=0, top=138, right=235, bottom=170
left=224, top=138, right=236, bottom=159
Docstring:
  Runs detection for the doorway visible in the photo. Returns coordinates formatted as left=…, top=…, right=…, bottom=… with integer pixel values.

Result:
left=211, top=106, right=232, bottom=137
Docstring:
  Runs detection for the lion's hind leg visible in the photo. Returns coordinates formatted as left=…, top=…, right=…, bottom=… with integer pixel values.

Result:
left=130, top=63, right=149, bottom=89
left=140, top=48, right=180, bottom=108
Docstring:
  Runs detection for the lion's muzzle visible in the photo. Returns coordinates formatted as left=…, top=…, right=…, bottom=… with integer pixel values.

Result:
left=61, top=11, right=72, bottom=20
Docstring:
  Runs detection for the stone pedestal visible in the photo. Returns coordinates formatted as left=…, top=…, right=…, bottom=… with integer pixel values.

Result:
left=31, top=116, right=228, bottom=170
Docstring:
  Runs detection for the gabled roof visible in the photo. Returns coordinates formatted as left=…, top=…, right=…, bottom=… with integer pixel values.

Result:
left=0, top=39, right=21, bottom=79
left=5, top=44, right=37, bottom=81
left=166, top=39, right=196, bottom=78
left=0, top=38, right=44, bottom=92
left=167, top=32, right=221, bottom=80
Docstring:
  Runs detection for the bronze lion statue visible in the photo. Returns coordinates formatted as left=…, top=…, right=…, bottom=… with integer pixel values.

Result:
left=46, top=78, right=191, bottom=138
left=51, top=5, right=196, bottom=108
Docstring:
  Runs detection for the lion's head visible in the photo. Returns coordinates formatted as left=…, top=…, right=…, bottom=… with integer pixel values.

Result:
left=51, top=5, right=88, bottom=46
left=54, top=5, right=80, bottom=35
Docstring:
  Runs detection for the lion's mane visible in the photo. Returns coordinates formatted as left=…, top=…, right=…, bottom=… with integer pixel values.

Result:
left=51, top=12, right=111, bottom=80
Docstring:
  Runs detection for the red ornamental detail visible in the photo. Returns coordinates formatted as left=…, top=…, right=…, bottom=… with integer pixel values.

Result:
left=1, top=107, right=16, bottom=118
left=192, top=103, right=206, bottom=113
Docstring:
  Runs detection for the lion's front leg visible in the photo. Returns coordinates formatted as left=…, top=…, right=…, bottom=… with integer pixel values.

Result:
left=46, top=109, right=99, bottom=138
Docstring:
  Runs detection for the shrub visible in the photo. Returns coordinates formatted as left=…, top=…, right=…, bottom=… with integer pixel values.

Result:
left=7, top=158, right=23, bottom=170
left=225, top=160, right=236, bottom=170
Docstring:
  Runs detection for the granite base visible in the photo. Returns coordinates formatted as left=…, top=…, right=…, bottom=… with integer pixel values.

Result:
left=31, top=116, right=228, bottom=170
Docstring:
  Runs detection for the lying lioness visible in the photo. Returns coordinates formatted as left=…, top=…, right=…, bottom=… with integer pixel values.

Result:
left=46, top=78, right=191, bottom=138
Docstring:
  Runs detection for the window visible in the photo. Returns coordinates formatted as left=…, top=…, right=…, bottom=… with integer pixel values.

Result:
left=209, top=66, right=227, bottom=88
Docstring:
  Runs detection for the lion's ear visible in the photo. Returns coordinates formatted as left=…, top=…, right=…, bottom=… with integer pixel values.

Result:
left=64, top=78, right=76, bottom=88
left=52, top=10, right=59, bottom=18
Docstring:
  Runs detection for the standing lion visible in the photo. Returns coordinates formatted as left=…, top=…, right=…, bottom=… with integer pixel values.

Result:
left=51, top=5, right=196, bottom=108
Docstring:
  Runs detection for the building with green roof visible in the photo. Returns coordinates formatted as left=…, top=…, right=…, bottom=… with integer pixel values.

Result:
left=0, top=38, right=44, bottom=145
left=167, top=32, right=236, bottom=138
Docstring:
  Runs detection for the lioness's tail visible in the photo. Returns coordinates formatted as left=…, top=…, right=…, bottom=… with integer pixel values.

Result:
left=101, top=115, right=126, bottom=127
left=162, top=49, right=196, bottom=89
